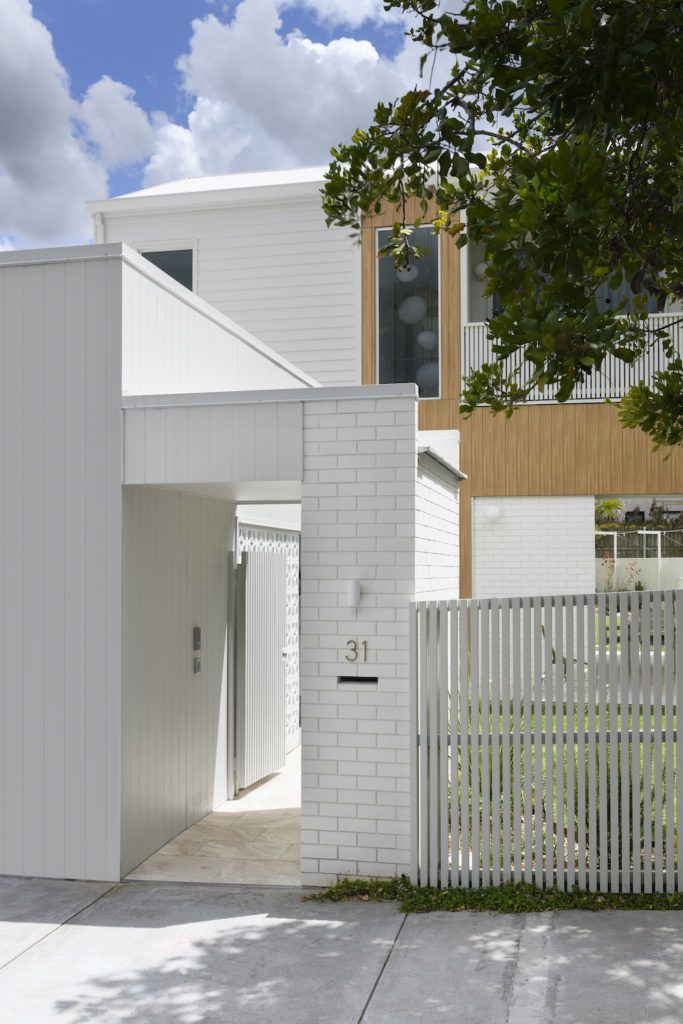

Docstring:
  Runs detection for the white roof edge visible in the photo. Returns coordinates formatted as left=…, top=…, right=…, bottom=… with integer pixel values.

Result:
left=418, top=447, right=467, bottom=480
left=0, top=242, right=317, bottom=389
left=88, top=172, right=328, bottom=217
left=122, top=384, right=419, bottom=409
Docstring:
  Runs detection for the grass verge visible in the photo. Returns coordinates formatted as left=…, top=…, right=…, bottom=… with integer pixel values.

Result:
left=306, top=876, right=683, bottom=914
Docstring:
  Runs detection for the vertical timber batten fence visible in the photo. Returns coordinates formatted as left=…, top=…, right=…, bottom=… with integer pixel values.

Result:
left=410, top=590, right=682, bottom=892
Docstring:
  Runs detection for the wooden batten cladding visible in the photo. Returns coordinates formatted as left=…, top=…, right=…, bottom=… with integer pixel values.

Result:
left=361, top=204, right=683, bottom=598
left=458, top=403, right=683, bottom=596
left=361, top=198, right=462, bottom=431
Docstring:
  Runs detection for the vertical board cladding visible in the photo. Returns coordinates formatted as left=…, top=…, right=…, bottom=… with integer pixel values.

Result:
left=121, top=487, right=234, bottom=877
left=0, top=252, right=122, bottom=881
left=105, top=198, right=361, bottom=387
left=415, top=453, right=460, bottom=600
left=472, top=495, right=596, bottom=599
left=299, top=393, right=418, bottom=885
left=121, top=260, right=313, bottom=397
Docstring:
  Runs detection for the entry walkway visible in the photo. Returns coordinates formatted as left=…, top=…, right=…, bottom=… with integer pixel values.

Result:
left=126, top=747, right=300, bottom=886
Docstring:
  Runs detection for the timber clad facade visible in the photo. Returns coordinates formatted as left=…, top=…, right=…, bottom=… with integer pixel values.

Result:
left=361, top=199, right=683, bottom=597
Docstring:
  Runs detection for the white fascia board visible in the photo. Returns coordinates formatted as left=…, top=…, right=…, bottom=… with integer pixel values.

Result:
left=0, top=242, right=318, bottom=390
left=122, top=382, right=418, bottom=410
left=87, top=179, right=326, bottom=219
left=418, top=447, right=467, bottom=481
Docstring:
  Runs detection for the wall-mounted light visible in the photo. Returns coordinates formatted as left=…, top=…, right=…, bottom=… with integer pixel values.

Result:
left=348, top=580, right=362, bottom=608
left=474, top=260, right=488, bottom=281
left=483, top=504, right=501, bottom=523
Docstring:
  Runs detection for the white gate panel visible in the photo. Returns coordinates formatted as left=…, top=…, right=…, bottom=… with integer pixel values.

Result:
left=236, top=551, right=287, bottom=791
left=411, top=590, right=682, bottom=892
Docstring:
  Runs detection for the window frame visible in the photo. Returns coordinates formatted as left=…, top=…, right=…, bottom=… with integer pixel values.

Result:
left=132, top=238, right=198, bottom=293
left=375, top=225, right=442, bottom=401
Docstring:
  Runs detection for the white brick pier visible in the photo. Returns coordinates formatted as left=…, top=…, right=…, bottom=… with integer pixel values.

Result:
left=299, top=387, right=461, bottom=884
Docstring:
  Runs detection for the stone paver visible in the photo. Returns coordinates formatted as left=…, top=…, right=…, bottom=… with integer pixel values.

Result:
left=127, top=748, right=300, bottom=886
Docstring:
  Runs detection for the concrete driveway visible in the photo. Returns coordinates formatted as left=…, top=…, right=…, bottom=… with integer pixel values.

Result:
left=1, top=877, right=682, bottom=1023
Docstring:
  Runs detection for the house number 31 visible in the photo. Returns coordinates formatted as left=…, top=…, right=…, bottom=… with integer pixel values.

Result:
left=345, top=640, right=368, bottom=663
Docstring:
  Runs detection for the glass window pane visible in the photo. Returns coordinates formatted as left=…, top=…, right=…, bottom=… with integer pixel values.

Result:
left=377, top=226, right=439, bottom=398
left=141, top=249, right=193, bottom=291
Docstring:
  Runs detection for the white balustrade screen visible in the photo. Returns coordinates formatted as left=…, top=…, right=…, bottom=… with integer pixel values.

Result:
left=462, top=314, right=683, bottom=403
left=410, top=590, right=682, bottom=892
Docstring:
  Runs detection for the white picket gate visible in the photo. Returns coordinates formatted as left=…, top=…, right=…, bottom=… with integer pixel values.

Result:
left=409, top=590, right=682, bottom=892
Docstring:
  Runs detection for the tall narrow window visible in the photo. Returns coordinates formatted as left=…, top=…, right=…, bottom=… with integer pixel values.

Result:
left=377, top=226, right=440, bottom=398
left=141, top=249, right=193, bottom=291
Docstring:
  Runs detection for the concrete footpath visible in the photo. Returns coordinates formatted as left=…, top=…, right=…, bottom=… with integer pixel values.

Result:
left=1, top=877, right=682, bottom=1023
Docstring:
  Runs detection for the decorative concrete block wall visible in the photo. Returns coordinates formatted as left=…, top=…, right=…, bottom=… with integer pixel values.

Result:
left=472, top=495, right=596, bottom=598
left=299, top=392, right=419, bottom=884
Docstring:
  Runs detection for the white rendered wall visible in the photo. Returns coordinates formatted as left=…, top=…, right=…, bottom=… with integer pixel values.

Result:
left=121, top=254, right=314, bottom=396
left=415, top=453, right=460, bottom=600
left=299, top=392, right=419, bottom=885
left=121, top=487, right=234, bottom=876
left=0, top=249, right=122, bottom=881
left=104, top=198, right=361, bottom=387
left=472, top=495, right=596, bottom=598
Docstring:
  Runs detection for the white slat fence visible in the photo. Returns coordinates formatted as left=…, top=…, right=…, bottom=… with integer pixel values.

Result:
left=410, top=590, right=681, bottom=891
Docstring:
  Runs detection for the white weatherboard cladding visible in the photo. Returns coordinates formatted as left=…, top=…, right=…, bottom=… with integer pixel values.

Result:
left=0, top=255, right=122, bottom=881
left=472, top=495, right=596, bottom=598
left=104, top=198, right=361, bottom=386
left=239, top=525, right=301, bottom=752
left=121, top=487, right=234, bottom=876
left=415, top=453, right=460, bottom=600
left=121, top=259, right=313, bottom=396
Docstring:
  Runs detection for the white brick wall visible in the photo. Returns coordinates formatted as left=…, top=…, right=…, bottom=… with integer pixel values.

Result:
left=415, top=453, right=460, bottom=600
left=472, top=495, right=595, bottom=598
left=300, top=394, right=419, bottom=884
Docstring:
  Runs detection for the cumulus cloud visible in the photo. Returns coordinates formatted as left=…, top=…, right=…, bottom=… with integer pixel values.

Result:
left=0, top=0, right=441, bottom=245
left=0, top=0, right=107, bottom=246
left=284, top=0, right=404, bottom=29
left=80, top=76, right=155, bottom=170
left=143, top=0, right=424, bottom=184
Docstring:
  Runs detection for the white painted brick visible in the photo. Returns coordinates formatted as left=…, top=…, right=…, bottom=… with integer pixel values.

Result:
left=300, top=395, right=460, bottom=884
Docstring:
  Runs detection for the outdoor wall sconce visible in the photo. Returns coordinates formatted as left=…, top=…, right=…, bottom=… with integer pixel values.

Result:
left=347, top=580, right=362, bottom=608
left=483, top=504, right=501, bottom=523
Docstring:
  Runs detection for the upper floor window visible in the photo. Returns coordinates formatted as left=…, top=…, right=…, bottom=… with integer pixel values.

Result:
left=141, top=248, right=193, bottom=291
left=377, top=226, right=440, bottom=399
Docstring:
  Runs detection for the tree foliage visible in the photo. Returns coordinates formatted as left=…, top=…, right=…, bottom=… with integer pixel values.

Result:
left=322, top=0, right=683, bottom=449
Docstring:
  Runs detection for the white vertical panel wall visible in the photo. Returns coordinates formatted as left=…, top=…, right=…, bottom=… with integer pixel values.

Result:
left=121, top=486, right=235, bottom=877
left=103, top=197, right=361, bottom=387
left=121, top=255, right=316, bottom=396
left=472, top=495, right=596, bottom=598
left=0, top=250, right=123, bottom=882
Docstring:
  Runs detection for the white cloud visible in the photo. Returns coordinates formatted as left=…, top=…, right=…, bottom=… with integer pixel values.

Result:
left=0, top=0, right=107, bottom=246
left=144, top=0, right=424, bottom=184
left=283, top=0, right=404, bottom=29
left=80, top=76, right=155, bottom=170
left=0, top=0, right=440, bottom=245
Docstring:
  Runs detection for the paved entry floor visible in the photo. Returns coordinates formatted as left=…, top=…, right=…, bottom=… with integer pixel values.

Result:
left=2, top=876, right=683, bottom=1023
left=126, top=747, right=300, bottom=886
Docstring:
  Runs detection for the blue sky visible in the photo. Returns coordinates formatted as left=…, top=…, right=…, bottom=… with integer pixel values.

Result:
left=0, top=0, right=418, bottom=246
